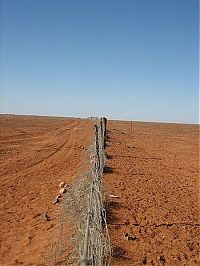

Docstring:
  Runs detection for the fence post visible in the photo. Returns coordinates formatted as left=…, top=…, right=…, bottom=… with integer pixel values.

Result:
left=80, top=117, right=110, bottom=266
left=102, top=117, right=107, bottom=148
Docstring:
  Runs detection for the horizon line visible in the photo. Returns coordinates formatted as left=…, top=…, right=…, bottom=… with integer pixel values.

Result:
left=0, top=112, right=199, bottom=126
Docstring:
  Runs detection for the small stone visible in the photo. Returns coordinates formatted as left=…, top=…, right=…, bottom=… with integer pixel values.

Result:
left=128, top=235, right=137, bottom=240
left=41, top=212, right=50, bottom=221
left=52, top=196, right=59, bottom=204
left=160, top=255, right=166, bottom=263
left=59, top=181, right=66, bottom=188
left=110, top=194, right=119, bottom=198
left=58, top=187, right=66, bottom=195
left=124, top=233, right=137, bottom=240
left=142, top=257, right=147, bottom=264
left=124, top=233, right=129, bottom=238
left=126, top=143, right=135, bottom=148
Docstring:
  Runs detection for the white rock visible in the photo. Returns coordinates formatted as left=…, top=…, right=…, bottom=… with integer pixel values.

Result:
left=52, top=196, right=59, bottom=204
left=110, top=194, right=119, bottom=198
left=59, top=181, right=66, bottom=188
left=58, top=188, right=66, bottom=195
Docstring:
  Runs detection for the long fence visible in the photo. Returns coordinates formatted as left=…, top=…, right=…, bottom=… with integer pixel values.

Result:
left=80, top=117, right=111, bottom=266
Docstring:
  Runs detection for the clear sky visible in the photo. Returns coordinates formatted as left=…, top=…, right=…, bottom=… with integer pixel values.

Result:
left=0, top=0, right=199, bottom=123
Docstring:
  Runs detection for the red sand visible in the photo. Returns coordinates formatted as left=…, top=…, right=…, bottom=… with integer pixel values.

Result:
left=104, top=120, right=199, bottom=265
left=1, top=116, right=199, bottom=266
left=0, top=115, right=92, bottom=265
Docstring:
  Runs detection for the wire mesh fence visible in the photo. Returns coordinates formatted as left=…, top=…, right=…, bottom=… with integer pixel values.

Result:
left=80, top=117, right=111, bottom=266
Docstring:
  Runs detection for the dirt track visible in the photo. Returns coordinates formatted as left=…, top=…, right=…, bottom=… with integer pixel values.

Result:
left=0, top=115, right=92, bottom=265
left=1, top=116, right=199, bottom=266
left=104, top=120, right=199, bottom=265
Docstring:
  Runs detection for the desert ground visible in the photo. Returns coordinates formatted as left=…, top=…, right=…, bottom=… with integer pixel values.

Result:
left=0, top=115, right=199, bottom=266
left=0, top=115, right=93, bottom=265
left=104, top=120, right=199, bottom=265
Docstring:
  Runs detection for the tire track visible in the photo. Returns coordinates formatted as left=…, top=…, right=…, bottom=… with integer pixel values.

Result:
left=0, top=120, right=81, bottom=179
left=0, top=116, right=93, bottom=266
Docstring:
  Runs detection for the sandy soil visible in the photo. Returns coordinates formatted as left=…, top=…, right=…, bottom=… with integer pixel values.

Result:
left=104, top=120, right=199, bottom=266
left=0, top=115, right=93, bottom=266
left=1, top=116, right=199, bottom=266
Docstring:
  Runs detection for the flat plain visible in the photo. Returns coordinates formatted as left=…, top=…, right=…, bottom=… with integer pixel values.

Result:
left=104, top=120, right=199, bottom=265
left=0, top=115, right=199, bottom=266
left=0, top=115, right=92, bottom=265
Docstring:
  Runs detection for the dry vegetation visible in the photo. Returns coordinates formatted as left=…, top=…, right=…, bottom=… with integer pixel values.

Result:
left=0, top=115, right=92, bottom=265
left=0, top=115, right=199, bottom=265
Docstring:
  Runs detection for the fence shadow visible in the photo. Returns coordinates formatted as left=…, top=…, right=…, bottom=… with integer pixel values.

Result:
left=105, top=201, right=122, bottom=224
left=103, top=166, right=113, bottom=173
left=106, top=202, right=132, bottom=262
left=105, top=152, right=113, bottom=160
left=112, top=246, right=131, bottom=261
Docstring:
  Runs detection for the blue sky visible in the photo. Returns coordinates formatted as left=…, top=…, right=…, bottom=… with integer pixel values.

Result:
left=0, top=0, right=199, bottom=123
